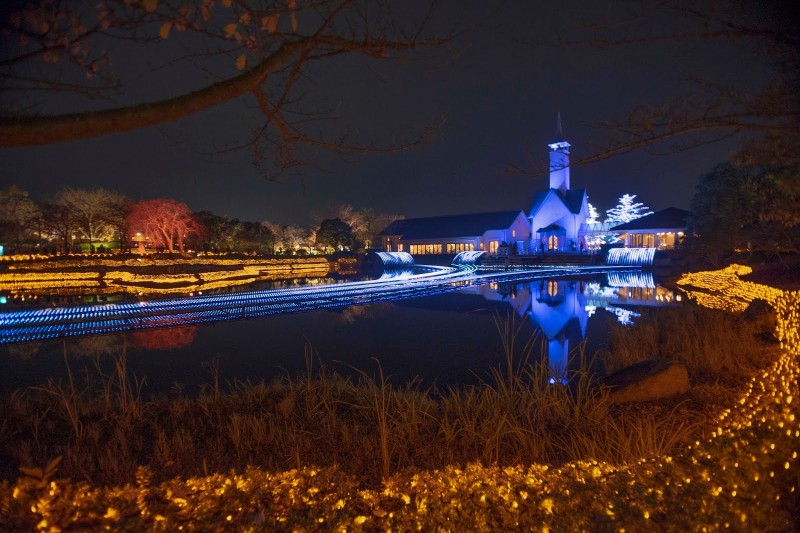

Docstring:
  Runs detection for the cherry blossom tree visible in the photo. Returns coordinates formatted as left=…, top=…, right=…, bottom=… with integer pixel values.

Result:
left=127, top=199, right=203, bottom=253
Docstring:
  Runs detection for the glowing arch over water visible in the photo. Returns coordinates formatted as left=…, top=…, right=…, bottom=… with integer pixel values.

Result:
left=452, top=251, right=487, bottom=265
left=606, top=247, right=656, bottom=266
left=376, top=251, right=415, bottom=267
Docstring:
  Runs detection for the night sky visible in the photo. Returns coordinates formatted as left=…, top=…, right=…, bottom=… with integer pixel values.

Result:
left=0, top=1, right=773, bottom=226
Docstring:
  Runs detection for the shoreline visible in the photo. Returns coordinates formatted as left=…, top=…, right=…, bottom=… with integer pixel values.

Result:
left=1, top=265, right=797, bottom=530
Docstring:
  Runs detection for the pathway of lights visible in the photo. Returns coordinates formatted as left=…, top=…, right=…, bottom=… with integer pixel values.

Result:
left=606, top=247, right=656, bottom=266
left=0, top=263, right=629, bottom=345
left=3, top=265, right=798, bottom=530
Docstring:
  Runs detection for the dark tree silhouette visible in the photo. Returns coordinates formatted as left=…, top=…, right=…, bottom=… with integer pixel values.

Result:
left=0, top=0, right=450, bottom=176
left=315, top=217, right=354, bottom=252
left=688, top=162, right=800, bottom=259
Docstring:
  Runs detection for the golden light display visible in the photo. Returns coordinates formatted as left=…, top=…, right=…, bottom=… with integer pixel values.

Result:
left=1, top=265, right=798, bottom=530
left=0, top=257, right=332, bottom=297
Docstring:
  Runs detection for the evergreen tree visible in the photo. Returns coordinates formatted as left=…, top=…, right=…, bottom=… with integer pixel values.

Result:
left=586, top=202, right=601, bottom=225
left=605, top=194, right=653, bottom=224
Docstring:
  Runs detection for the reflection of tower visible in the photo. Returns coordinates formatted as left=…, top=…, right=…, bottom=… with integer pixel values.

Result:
left=527, top=279, right=588, bottom=382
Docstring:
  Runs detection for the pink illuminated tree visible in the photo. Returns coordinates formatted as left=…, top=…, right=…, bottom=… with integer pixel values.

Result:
left=127, top=199, right=203, bottom=253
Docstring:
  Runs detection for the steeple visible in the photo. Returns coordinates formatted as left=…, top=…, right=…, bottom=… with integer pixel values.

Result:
left=548, top=112, right=570, bottom=193
left=556, top=111, right=564, bottom=141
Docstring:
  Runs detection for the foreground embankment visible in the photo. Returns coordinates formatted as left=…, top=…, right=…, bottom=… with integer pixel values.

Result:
left=0, top=265, right=798, bottom=530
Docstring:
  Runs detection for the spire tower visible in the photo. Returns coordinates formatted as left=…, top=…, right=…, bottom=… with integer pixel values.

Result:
left=548, top=113, right=571, bottom=192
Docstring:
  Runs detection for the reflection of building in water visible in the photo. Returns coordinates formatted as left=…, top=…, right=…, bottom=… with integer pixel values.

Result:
left=461, top=279, right=587, bottom=383
left=415, top=272, right=680, bottom=383
left=460, top=282, right=532, bottom=318
left=470, top=272, right=679, bottom=381
left=583, top=271, right=680, bottom=325
left=527, top=279, right=588, bottom=383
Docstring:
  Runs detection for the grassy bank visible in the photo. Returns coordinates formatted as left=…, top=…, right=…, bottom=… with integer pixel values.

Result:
left=0, top=349, right=703, bottom=488
left=1, top=265, right=797, bottom=530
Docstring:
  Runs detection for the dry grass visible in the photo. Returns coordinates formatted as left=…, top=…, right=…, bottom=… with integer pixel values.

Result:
left=604, top=302, right=767, bottom=380
left=0, top=317, right=730, bottom=487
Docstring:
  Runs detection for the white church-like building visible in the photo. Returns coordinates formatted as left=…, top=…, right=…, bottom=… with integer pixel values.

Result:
left=378, top=122, right=591, bottom=255
left=528, top=136, right=589, bottom=253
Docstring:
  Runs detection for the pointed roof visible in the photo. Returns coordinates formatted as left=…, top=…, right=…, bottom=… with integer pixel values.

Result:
left=529, top=188, right=586, bottom=218
left=377, top=210, right=525, bottom=239
left=549, top=112, right=570, bottom=151
left=537, top=223, right=565, bottom=233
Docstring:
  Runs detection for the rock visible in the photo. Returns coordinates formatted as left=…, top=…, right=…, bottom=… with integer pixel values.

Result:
left=741, top=298, right=778, bottom=340
left=602, top=359, right=690, bottom=403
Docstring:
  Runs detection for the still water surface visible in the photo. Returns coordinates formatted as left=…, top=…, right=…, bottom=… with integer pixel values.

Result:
left=0, top=270, right=681, bottom=394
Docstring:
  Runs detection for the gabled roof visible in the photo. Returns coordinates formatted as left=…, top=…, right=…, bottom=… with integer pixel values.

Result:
left=563, top=189, right=587, bottom=214
left=610, top=207, right=689, bottom=231
left=537, top=223, right=565, bottom=233
left=529, top=188, right=586, bottom=218
left=377, top=210, right=524, bottom=239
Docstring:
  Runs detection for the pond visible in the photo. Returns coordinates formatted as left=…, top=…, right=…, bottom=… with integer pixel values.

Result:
left=0, top=269, right=682, bottom=395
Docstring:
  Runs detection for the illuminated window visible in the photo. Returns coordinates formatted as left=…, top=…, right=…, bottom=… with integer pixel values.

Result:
left=489, top=241, right=499, bottom=254
left=548, top=235, right=559, bottom=250
left=446, top=242, right=475, bottom=253
left=547, top=281, right=558, bottom=297
left=409, top=244, right=442, bottom=254
left=657, top=233, right=674, bottom=248
left=629, top=233, right=654, bottom=248
left=397, top=244, right=404, bottom=252
left=512, top=229, right=516, bottom=238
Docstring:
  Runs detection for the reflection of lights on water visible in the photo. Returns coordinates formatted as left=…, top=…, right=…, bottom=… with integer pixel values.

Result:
left=1, top=263, right=480, bottom=344
left=606, top=271, right=656, bottom=289
left=1, top=264, right=678, bottom=344
left=378, top=269, right=415, bottom=280
left=610, top=306, right=641, bottom=325
left=584, top=282, right=618, bottom=298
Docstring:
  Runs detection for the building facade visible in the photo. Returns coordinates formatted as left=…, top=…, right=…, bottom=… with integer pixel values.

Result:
left=378, top=210, right=530, bottom=255
left=378, top=122, right=590, bottom=255
left=610, top=207, right=688, bottom=249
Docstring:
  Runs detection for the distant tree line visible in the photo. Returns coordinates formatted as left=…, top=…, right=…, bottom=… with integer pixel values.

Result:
left=0, top=186, right=402, bottom=256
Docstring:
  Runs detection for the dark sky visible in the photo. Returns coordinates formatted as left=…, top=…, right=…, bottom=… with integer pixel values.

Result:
left=0, top=1, right=773, bottom=226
